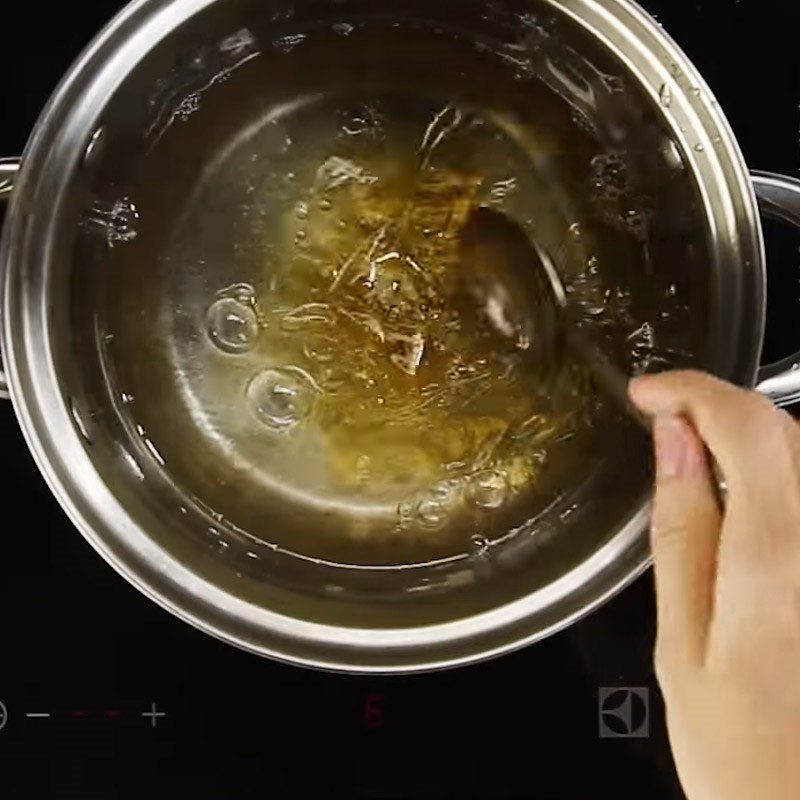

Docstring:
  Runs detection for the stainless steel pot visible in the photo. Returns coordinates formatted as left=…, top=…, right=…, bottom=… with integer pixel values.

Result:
left=2, top=0, right=800, bottom=673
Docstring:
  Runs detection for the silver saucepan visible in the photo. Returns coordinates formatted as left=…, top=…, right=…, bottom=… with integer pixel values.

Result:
left=2, top=0, right=799, bottom=672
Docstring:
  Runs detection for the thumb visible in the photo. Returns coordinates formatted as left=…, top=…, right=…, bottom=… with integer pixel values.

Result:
left=650, top=415, right=721, bottom=667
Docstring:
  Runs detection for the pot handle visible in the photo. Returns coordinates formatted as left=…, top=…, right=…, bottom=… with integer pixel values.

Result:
left=0, top=157, right=20, bottom=400
left=752, top=171, right=800, bottom=408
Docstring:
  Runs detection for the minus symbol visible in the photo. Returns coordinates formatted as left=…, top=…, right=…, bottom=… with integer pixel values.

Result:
left=25, top=713, right=51, bottom=718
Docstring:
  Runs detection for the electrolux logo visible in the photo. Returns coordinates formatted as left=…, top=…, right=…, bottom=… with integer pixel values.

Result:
left=598, top=687, right=649, bottom=739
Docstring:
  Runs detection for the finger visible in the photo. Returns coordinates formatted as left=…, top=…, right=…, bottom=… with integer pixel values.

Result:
left=629, top=370, right=778, bottom=495
left=630, top=371, right=800, bottom=564
left=650, top=415, right=722, bottom=666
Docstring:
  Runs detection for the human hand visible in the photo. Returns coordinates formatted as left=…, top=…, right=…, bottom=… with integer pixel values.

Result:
left=629, top=371, right=800, bottom=800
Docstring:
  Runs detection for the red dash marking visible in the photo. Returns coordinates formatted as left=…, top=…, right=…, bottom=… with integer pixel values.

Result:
left=74, top=711, right=90, bottom=718
left=364, top=694, right=385, bottom=730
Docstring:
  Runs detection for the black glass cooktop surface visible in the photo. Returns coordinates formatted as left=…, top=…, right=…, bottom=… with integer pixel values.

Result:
left=0, top=1, right=797, bottom=797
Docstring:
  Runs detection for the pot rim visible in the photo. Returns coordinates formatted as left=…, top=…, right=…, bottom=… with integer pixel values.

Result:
left=0, top=0, right=764, bottom=672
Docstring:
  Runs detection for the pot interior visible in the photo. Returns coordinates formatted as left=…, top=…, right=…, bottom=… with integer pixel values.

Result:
left=58, top=0, right=710, bottom=626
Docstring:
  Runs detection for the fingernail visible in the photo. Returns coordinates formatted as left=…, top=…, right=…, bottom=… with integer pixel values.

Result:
left=653, top=415, right=690, bottom=479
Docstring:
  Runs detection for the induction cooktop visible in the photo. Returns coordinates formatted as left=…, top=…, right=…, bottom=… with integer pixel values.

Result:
left=0, top=1, right=797, bottom=797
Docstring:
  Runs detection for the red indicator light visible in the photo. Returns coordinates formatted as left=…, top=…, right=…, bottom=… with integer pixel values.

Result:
left=365, top=694, right=385, bottom=730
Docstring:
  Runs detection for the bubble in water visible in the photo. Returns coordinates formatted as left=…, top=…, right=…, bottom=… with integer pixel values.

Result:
left=273, top=33, right=307, bottom=53
left=488, top=177, right=517, bottom=205
left=207, top=526, right=230, bottom=551
left=413, top=479, right=462, bottom=529
left=387, top=331, right=425, bottom=376
left=82, top=125, right=106, bottom=169
left=694, top=143, right=705, bottom=153
left=591, top=153, right=629, bottom=200
left=219, top=28, right=257, bottom=55
left=205, top=297, right=259, bottom=354
left=659, top=138, right=684, bottom=170
left=332, top=21, right=354, bottom=36
left=341, top=107, right=383, bottom=138
left=628, top=321, right=656, bottom=366
left=85, top=197, right=140, bottom=247
left=559, top=503, right=579, bottom=522
left=246, top=366, right=318, bottom=432
left=175, top=93, right=200, bottom=120
left=466, top=469, right=509, bottom=510
left=302, top=336, right=337, bottom=363
left=69, top=398, right=94, bottom=445
left=296, top=202, right=309, bottom=220
left=316, top=156, right=377, bottom=190
left=355, top=455, right=371, bottom=485
left=281, top=303, right=333, bottom=333
left=119, top=447, right=145, bottom=481
left=320, top=367, right=349, bottom=393
left=658, top=82, right=672, bottom=107
left=396, top=499, right=415, bottom=531
left=624, top=208, right=645, bottom=233
left=470, top=534, right=491, bottom=557
left=142, top=434, right=166, bottom=466
left=570, top=107, right=598, bottom=137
